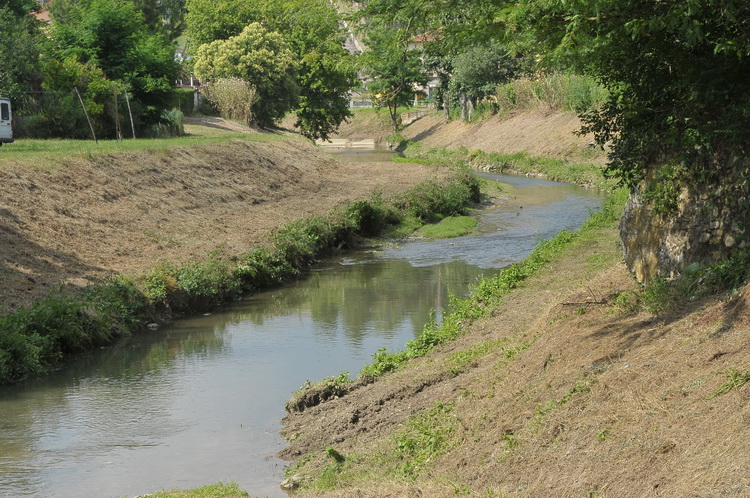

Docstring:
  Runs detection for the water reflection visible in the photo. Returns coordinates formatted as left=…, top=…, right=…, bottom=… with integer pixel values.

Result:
left=0, top=167, right=603, bottom=498
left=228, top=257, right=488, bottom=346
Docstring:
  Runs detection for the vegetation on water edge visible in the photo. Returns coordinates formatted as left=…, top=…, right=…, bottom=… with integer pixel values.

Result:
left=414, top=215, right=477, bottom=239
left=356, top=188, right=628, bottom=381
left=0, top=170, right=479, bottom=385
left=147, top=481, right=248, bottom=498
left=397, top=142, right=616, bottom=192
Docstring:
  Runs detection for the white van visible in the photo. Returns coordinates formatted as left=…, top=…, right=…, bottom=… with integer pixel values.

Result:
left=0, top=97, right=13, bottom=145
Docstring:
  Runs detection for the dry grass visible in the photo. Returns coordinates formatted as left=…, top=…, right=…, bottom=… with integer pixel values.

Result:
left=281, top=223, right=750, bottom=496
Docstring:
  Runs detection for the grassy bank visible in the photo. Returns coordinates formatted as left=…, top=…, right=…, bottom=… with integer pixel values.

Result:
left=397, top=142, right=616, bottom=192
left=0, top=169, right=479, bottom=385
left=286, top=188, right=628, bottom=416
left=0, top=130, right=284, bottom=170
left=147, top=482, right=248, bottom=498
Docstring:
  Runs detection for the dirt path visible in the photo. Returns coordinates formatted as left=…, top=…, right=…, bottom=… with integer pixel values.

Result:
left=0, top=124, right=449, bottom=314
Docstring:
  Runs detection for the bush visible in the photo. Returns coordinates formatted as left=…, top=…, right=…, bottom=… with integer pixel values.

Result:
left=202, top=77, right=258, bottom=126
left=495, top=73, right=607, bottom=114
left=143, top=109, right=184, bottom=138
left=172, top=88, right=196, bottom=116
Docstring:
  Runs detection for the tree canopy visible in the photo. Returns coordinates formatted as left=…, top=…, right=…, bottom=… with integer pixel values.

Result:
left=48, top=0, right=179, bottom=125
left=185, top=0, right=355, bottom=140
left=510, top=0, right=750, bottom=188
left=193, top=23, right=299, bottom=127
left=360, top=22, right=428, bottom=130
left=0, top=7, right=41, bottom=105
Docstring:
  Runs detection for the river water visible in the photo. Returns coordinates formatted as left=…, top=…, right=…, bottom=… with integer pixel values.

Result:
left=0, top=152, right=602, bottom=497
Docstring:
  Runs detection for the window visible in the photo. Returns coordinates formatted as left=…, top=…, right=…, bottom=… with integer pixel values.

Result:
left=0, top=103, right=8, bottom=122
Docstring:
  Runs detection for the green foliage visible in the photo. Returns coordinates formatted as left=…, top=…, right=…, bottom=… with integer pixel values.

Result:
left=512, top=0, right=750, bottom=189
left=185, top=0, right=355, bottom=140
left=0, top=7, right=41, bottom=106
left=172, top=88, right=196, bottom=116
left=640, top=162, right=683, bottom=215
left=415, top=216, right=477, bottom=239
left=448, top=42, right=518, bottom=121
left=393, top=401, right=458, bottom=477
left=39, top=57, right=116, bottom=135
left=394, top=169, right=480, bottom=222
left=193, top=23, right=298, bottom=127
left=360, top=22, right=428, bottom=131
left=638, top=245, right=750, bottom=316
left=47, top=0, right=179, bottom=128
left=1, top=0, right=37, bottom=17
left=402, top=143, right=616, bottom=192
left=0, top=276, right=150, bottom=383
left=495, top=73, right=608, bottom=114
left=139, top=109, right=185, bottom=139
left=709, top=369, right=750, bottom=399
left=147, top=481, right=249, bottom=498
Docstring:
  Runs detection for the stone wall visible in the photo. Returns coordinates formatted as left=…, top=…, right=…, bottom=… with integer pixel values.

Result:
left=620, top=168, right=750, bottom=283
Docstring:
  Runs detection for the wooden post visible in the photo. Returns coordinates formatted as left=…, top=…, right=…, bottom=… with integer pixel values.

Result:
left=124, top=90, right=136, bottom=139
left=113, top=88, right=122, bottom=140
left=75, top=86, right=97, bottom=144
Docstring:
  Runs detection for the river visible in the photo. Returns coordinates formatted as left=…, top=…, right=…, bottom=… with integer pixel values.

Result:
left=0, top=151, right=602, bottom=497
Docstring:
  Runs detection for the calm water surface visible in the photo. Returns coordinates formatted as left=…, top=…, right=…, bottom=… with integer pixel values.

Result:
left=0, top=152, right=602, bottom=497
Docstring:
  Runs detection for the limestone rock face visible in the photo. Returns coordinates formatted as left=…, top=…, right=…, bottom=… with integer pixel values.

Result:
left=620, top=168, right=749, bottom=283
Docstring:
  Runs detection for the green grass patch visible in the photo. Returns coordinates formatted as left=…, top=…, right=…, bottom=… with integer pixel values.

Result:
left=0, top=132, right=287, bottom=171
left=415, top=216, right=478, bottom=239
left=495, top=73, right=608, bottom=115
left=393, top=401, right=459, bottom=477
left=708, top=369, right=750, bottom=398
left=147, top=482, right=248, bottom=498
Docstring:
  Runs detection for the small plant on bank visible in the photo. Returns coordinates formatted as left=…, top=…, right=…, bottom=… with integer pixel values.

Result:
left=393, top=401, right=458, bottom=477
left=708, top=369, right=750, bottom=398
left=639, top=247, right=750, bottom=316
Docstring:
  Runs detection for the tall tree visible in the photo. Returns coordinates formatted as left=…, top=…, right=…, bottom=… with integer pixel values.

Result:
left=360, top=23, right=427, bottom=130
left=193, top=22, right=299, bottom=127
left=185, top=0, right=355, bottom=140
left=0, top=7, right=41, bottom=106
left=449, top=42, right=517, bottom=121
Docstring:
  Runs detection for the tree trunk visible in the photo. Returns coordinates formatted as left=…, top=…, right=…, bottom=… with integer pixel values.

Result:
left=460, top=92, right=467, bottom=122
left=388, top=104, right=399, bottom=131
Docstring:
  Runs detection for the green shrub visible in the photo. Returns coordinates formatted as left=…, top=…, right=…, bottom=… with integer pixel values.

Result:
left=495, top=73, right=607, bottom=114
left=172, top=88, right=196, bottom=116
